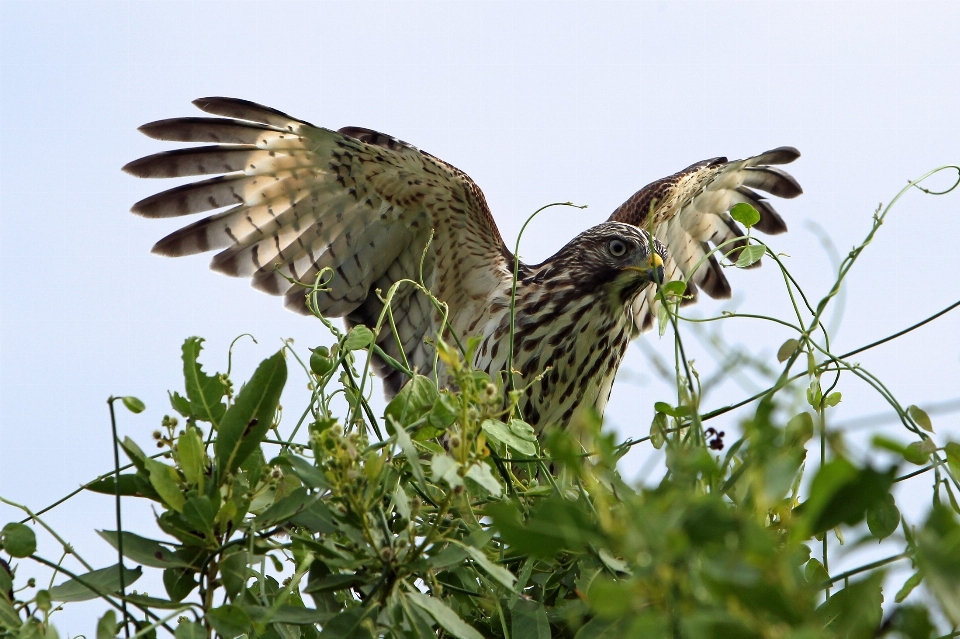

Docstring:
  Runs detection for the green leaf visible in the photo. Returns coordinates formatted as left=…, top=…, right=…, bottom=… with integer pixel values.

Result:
left=730, top=202, right=761, bottom=228
left=407, top=592, right=484, bottom=639
left=946, top=442, right=960, bottom=478
left=872, top=435, right=907, bottom=455
left=481, top=419, right=536, bottom=456
left=888, top=605, right=935, bottom=639
left=429, top=543, right=469, bottom=570
left=915, top=505, right=960, bottom=624
left=401, top=596, right=437, bottom=638
left=804, top=558, right=830, bottom=586
left=318, top=607, right=375, bottom=639
left=587, top=575, right=635, bottom=618
left=174, top=621, right=205, bottom=639
left=0, top=597, right=18, bottom=630
left=574, top=617, right=631, bottom=639
left=240, top=445, right=265, bottom=488
left=254, top=487, right=319, bottom=528
left=796, top=459, right=896, bottom=535
left=487, top=496, right=597, bottom=559
left=428, top=391, right=459, bottom=431
left=214, top=349, right=287, bottom=476
left=247, top=605, right=333, bottom=625
left=163, top=567, right=197, bottom=602
left=219, top=551, right=249, bottom=599
left=16, top=618, right=43, bottom=639
left=177, top=427, right=205, bottom=488
left=508, top=419, right=537, bottom=442
left=119, top=437, right=149, bottom=472
left=304, top=573, right=369, bottom=595
left=895, top=571, right=923, bottom=603
left=87, top=476, right=158, bottom=505
left=143, top=458, right=185, bottom=512
left=661, top=280, right=687, bottom=297
left=181, top=495, right=216, bottom=535
left=776, top=338, right=800, bottom=363
left=120, top=396, right=145, bottom=414
left=816, top=572, right=884, bottom=639
left=824, top=391, right=842, bottom=407
left=207, top=604, right=253, bottom=639
left=904, top=440, right=935, bottom=465
left=657, top=302, right=670, bottom=336
left=455, top=542, right=516, bottom=590
left=384, top=375, right=438, bottom=430
left=125, top=593, right=188, bottom=609
left=907, top=405, right=933, bottom=432
left=1, top=522, right=36, bottom=557
left=512, top=599, right=550, bottom=639
left=97, top=610, right=117, bottom=639
left=866, top=492, right=900, bottom=540
left=786, top=412, right=814, bottom=444
left=276, top=453, right=330, bottom=490
left=392, top=484, right=411, bottom=521
left=289, top=501, right=338, bottom=534
left=430, top=454, right=463, bottom=489
left=97, top=531, right=185, bottom=568
left=0, top=564, right=12, bottom=599
left=394, top=423, right=427, bottom=493
left=735, top=244, right=765, bottom=268
left=169, top=391, right=191, bottom=418
left=343, top=325, right=375, bottom=351
left=48, top=564, right=142, bottom=602
left=465, top=462, right=503, bottom=497
left=181, top=337, right=226, bottom=424
left=650, top=412, right=667, bottom=450
left=653, top=401, right=676, bottom=416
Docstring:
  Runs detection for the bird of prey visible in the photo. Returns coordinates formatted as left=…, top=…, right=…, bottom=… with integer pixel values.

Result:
left=124, top=98, right=800, bottom=431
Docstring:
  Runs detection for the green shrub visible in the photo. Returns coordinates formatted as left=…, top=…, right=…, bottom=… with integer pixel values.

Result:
left=2, top=167, right=959, bottom=639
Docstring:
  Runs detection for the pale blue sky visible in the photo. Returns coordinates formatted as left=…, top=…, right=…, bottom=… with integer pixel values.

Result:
left=2, top=0, right=958, bottom=633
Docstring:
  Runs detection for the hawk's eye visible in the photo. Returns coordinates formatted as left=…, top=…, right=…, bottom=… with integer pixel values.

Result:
left=607, top=239, right=628, bottom=257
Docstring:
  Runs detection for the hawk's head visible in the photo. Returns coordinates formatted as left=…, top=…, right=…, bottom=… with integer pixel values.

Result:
left=530, top=222, right=666, bottom=304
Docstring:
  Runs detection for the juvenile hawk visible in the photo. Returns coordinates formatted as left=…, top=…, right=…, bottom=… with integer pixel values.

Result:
left=125, top=98, right=800, bottom=430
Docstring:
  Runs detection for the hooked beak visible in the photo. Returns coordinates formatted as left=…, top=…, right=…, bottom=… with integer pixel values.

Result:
left=623, top=253, right=665, bottom=284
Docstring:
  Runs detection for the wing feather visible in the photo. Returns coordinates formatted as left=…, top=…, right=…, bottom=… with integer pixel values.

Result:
left=191, top=97, right=311, bottom=129
left=137, top=117, right=288, bottom=144
left=609, top=147, right=801, bottom=334
left=128, top=98, right=512, bottom=395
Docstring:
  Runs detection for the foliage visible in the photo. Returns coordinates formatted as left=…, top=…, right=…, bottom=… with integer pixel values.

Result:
left=2, top=166, right=960, bottom=639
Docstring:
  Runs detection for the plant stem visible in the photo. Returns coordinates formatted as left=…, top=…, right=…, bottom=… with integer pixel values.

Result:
left=107, top=397, right=131, bottom=638
left=822, top=552, right=909, bottom=587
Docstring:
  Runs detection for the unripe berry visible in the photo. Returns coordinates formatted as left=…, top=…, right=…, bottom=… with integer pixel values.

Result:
left=310, top=346, right=334, bottom=376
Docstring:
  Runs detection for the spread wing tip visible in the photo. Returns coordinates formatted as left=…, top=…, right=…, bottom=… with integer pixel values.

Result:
left=754, top=146, right=801, bottom=166
left=191, top=97, right=311, bottom=129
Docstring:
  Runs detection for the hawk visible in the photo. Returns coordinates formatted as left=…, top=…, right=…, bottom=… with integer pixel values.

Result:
left=125, top=98, right=800, bottom=431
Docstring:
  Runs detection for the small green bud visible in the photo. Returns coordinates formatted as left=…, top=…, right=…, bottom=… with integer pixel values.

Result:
left=310, top=346, right=334, bottom=376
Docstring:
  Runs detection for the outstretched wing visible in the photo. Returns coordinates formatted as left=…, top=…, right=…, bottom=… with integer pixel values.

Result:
left=124, top=97, right=513, bottom=395
left=608, top=147, right=801, bottom=332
